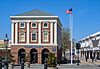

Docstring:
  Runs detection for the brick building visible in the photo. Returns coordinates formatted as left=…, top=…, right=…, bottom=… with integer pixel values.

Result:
left=10, top=9, right=62, bottom=64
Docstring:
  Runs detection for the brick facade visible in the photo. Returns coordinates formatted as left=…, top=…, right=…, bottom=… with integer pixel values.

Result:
left=10, top=9, right=62, bottom=64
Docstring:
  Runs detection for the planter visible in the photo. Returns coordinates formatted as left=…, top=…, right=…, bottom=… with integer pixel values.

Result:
left=25, top=62, right=30, bottom=67
left=48, top=67, right=56, bottom=69
left=9, top=63, right=14, bottom=69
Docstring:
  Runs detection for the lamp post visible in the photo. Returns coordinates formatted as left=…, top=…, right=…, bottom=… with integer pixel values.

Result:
left=4, top=34, right=9, bottom=69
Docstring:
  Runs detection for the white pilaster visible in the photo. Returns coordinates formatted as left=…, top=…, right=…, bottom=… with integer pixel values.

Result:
left=38, top=22, right=41, bottom=44
left=50, top=22, right=53, bottom=44
left=27, top=22, right=29, bottom=44
left=15, top=22, right=18, bottom=44
left=54, top=22, right=57, bottom=44
left=11, top=22, right=14, bottom=44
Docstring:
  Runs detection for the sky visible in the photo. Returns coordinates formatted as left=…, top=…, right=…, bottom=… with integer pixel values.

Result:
left=0, top=0, right=100, bottom=41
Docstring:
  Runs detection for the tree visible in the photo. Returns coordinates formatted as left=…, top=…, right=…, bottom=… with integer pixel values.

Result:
left=47, top=52, right=57, bottom=67
left=0, top=41, right=14, bottom=63
left=0, top=42, right=5, bottom=56
left=62, top=27, right=70, bottom=59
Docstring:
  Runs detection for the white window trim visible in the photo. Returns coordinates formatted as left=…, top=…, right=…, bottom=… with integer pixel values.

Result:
left=19, top=33, right=25, bottom=42
left=20, top=22, right=25, bottom=28
left=31, top=32, right=37, bottom=42
left=43, top=32, right=49, bottom=42
left=43, top=22, right=48, bottom=28
left=31, top=22, right=37, bottom=28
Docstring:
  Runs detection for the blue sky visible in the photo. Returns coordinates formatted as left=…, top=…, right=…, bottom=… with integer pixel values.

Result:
left=0, top=0, right=100, bottom=41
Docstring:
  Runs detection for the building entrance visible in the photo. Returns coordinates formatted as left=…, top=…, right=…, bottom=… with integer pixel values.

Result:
left=42, top=49, right=49, bottom=64
left=18, top=48, right=26, bottom=64
left=30, top=48, right=38, bottom=64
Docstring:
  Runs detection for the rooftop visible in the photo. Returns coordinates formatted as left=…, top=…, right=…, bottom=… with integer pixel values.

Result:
left=16, top=9, right=54, bottom=16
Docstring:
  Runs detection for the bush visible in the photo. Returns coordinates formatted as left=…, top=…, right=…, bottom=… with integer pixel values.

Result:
left=47, top=52, right=57, bottom=67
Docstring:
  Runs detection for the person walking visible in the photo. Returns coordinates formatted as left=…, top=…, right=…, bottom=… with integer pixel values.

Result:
left=85, top=56, right=88, bottom=62
left=91, top=56, right=94, bottom=62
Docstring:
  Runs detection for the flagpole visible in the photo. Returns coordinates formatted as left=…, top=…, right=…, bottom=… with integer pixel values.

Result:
left=70, top=13, right=73, bottom=64
left=66, top=7, right=73, bottom=64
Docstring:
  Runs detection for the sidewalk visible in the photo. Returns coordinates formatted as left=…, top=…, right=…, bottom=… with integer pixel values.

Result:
left=80, top=57, right=100, bottom=66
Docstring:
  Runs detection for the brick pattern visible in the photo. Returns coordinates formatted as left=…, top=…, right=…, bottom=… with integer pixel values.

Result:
left=11, top=45, right=57, bottom=64
left=11, top=20, right=62, bottom=64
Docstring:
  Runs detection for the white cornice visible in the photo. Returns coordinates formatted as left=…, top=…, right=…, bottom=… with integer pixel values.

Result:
left=11, top=20, right=57, bottom=22
left=10, top=44, right=58, bottom=46
left=10, top=16, right=58, bottom=18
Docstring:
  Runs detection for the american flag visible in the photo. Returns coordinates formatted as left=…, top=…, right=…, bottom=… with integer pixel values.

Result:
left=66, top=8, right=72, bottom=14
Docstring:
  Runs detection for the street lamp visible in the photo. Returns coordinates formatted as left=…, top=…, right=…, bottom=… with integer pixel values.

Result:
left=4, top=34, right=9, bottom=69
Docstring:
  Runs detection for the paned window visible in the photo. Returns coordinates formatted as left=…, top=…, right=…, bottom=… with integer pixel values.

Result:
left=19, top=33, right=25, bottom=42
left=31, top=32, right=37, bottom=42
left=31, top=23, right=37, bottom=28
left=43, top=22, right=48, bottom=28
left=20, top=22, right=25, bottom=28
left=43, top=32, right=49, bottom=42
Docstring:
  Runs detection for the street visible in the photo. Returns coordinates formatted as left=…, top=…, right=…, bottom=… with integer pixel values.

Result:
left=2, top=63, right=99, bottom=69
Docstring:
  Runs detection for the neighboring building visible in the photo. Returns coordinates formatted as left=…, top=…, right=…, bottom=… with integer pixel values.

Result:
left=10, top=9, right=62, bottom=64
left=80, top=32, right=100, bottom=60
left=0, top=40, right=11, bottom=56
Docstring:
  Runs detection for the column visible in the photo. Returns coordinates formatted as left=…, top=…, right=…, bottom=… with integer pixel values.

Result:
left=11, top=22, right=14, bottom=44
left=50, top=22, right=53, bottom=44
left=89, top=51, right=90, bottom=60
left=27, top=22, right=29, bottom=44
left=54, top=22, right=57, bottom=44
left=15, top=22, right=18, bottom=44
left=38, top=53, right=42, bottom=64
left=99, top=51, right=100, bottom=59
left=38, top=22, right=41, bottom=44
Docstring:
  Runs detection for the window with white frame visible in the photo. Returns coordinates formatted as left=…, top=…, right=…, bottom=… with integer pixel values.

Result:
left=43, top=22, right=48, bottom=28
left=19, top=33, right=25, bottom=42
left=20, top=22, right=25, bottom=28
left=31, top=22, right=37, bottom=28
left=31, top=32, right=37, bottom=42
left=43, top=32, right=49, bottom=42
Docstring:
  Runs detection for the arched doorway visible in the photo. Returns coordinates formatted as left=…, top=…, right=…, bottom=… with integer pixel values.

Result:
left=42, top=48, right=49, bottom=64
left=18, top=48, right=26, bottom=64
left=30, top=48, right=38, bottom=64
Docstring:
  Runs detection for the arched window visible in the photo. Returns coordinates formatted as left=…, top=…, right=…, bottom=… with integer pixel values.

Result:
left=43, top=31, right=49, bottom=42
left=31, top=30, right=37, bottom=42
left=19, top=32, right=25, bottom=42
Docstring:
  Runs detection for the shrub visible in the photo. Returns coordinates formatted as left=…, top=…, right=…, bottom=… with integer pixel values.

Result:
left=47, top=52, right=57, bottom=67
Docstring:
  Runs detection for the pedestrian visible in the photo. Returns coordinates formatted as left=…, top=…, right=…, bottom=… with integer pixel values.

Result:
left=91, top=56, right=94, bottom=62
left=94, top=55, right=97, bottom=62
left=85, top=56, right=88, bottom=62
